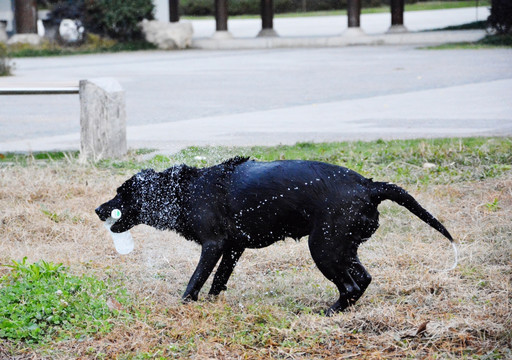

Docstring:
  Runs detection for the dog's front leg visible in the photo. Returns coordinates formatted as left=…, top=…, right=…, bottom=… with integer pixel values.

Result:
left=182, top=240, right=224, bottom=302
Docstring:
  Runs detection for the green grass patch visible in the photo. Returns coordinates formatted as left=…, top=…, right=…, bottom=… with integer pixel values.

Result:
left=402, top=0, right=489, bottom=12
left=7, top=34, right=156, bottom=58
left=432, top=20, right=487, bottom=31
left=146, top=137, right=512, bottom=186
left=478, top=33, right=512, bottom=46
left=427, top=34, right=512, bottom=49
left=2, top=137, right=511, bottom=185
left=0, top=151, right=79, bottom=165
left=0, top=258, right=129, bottom=344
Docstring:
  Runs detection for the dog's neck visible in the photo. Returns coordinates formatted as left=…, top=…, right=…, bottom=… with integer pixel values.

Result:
left=138, top=166, right=187, bottom=231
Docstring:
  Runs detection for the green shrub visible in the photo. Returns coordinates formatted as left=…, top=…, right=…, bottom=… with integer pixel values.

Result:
left=180, top=0, right=349, bottom=16
left=83, top=0, right=154, bottom=41
left=0, top=257, right=128, bottom=343
left=479, top=33, right=512, bottom=47
left=50, top=0, right=154, bottom=41
left=0, top=42, right=13, bottom=76
left=179, top=0, right=213, bottom=16
left=179, top=0, right=403, bottom=16
left=488, top=0, right=512, bottom=34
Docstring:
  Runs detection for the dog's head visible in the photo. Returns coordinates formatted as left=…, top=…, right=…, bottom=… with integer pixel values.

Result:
left=95, top=169, right=160, bottom=233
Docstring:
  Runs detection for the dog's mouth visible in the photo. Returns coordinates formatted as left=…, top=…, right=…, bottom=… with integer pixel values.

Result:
left=110, top=219, right=136, bottom=233
left=110, top=220, right=126, bottom=233
left=95, top=206, right=131, bottom=232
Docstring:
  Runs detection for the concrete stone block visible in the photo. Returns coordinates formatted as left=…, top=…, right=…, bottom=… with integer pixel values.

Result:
left=79, top=78, right=127, bottom=160
left=7, top=33, right=42, bottom=45
left=140, top=19, right=193, bottom=49
left=386, top=25, right=408, bottom=34
left=211, top=30, right=233, bottom=40
left=257, top=28, right=278, bottom=37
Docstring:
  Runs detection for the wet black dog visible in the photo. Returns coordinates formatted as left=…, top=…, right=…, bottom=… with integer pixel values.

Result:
left=96, top=157, right=453, bottom=315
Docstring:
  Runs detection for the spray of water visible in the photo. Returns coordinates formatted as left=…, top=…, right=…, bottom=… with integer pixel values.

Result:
left=428, top=241, right=459, bottom=273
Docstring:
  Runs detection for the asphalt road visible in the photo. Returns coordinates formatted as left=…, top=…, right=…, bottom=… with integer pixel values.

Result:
left=0, top=8, right=511, bottom=153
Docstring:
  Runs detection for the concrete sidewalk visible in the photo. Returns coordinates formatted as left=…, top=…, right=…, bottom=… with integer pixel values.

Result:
left=192, top=30, right=486, bottom=50
left=2, top=79, right=511, bottom=154
left=190, top=7, right=490, bottom=49
left=191, top=7, right=489, bottom=37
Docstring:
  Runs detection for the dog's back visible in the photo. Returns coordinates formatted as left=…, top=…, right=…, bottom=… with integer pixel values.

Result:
left=225, top=160, right=379, bottom=248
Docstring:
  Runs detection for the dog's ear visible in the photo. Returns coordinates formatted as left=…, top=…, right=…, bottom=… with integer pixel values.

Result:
left=162, top=164, right=198, bottom=185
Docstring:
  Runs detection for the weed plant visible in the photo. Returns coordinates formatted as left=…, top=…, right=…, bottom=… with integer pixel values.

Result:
left=0, top=42, right=13, bottom=76
left=0, top=258, right=129, bottom=344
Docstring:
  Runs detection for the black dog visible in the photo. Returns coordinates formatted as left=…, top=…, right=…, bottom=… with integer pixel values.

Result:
left=96, top=157, right=453, bottom=315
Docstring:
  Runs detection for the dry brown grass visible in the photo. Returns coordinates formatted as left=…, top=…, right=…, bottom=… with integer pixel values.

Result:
left=0, top=160, right=510, bottom=359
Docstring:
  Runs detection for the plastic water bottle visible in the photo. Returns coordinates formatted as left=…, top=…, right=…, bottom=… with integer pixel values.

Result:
left=104, top=209, right=134, bottom=255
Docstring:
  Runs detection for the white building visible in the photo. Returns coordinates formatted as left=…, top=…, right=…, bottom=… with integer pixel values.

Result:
left=0, top=0, right=14, bottom=35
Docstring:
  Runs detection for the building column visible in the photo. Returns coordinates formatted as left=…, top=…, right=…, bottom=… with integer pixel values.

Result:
left=15, top=0, right=37, bottom=33
left=345, top=0, right=364, bottom=36
left=258, top=0, right=278, bottom=37
left=388, top=0, right=407, bottom=33
left=213, top=0, right=232, bottom=39
left=169, top=0, right=179, bottom=22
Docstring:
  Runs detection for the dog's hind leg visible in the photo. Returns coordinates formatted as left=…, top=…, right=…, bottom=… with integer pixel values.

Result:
left=209, top=246, right=245, bottom=296
left=308, top=225, right=366, bottom=316
left=183, top=240, right=224, bottom=302
left=345, top=257, right=372, bottom=306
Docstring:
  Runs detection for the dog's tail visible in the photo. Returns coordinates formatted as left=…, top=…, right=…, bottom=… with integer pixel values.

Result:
left=370, top=181, right=453, bottom=241
left=370, top=181, right=458, bottom=270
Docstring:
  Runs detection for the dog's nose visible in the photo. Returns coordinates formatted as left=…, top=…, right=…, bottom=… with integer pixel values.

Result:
left=95, top=206, right=106, bottom=220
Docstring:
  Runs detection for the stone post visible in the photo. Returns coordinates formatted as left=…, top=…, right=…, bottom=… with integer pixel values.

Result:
left=79, top=78, right=127, bottom=161
left=258, top=0, right=278, bottom=37
left=215, top=0, right=228, bottom=31
left=347, top=0, right=361, bottom=28
left=169, top=0, right=179, bottom=22
left=345, top=0, right=365, bottom=36
left=388, top=0, right=408, bottom=33
left=212, top=0, right=232, bottom=39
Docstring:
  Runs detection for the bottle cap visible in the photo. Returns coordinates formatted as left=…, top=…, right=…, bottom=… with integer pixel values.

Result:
left=111, top=209, right=122, bottom=220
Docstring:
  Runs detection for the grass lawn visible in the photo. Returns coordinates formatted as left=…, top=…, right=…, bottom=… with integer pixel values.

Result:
left=427, top=33, right=512, bottom=49
left=1, top=137, right=511, bottom=359
left=6, top=39, right=156, bottom=58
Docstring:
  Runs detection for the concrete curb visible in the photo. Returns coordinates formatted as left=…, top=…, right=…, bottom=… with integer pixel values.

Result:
left=191, top=30, right=486, bottom=50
